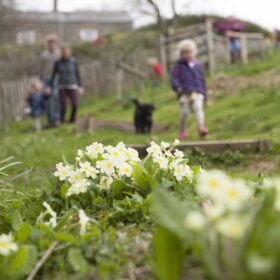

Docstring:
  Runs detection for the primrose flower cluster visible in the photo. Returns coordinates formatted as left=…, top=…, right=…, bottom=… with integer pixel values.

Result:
left=185, top=170, right=254, bottom=239
left=147, top=140, right=193, bottom=182
left=54, top=142, right=140, bottom=197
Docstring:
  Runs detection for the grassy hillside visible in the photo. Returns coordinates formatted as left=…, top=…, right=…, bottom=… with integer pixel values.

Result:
left=1, top=48, right=280, bottom=280
left=140, top=14, right=271, bottom=36
left=1, top=50, right=280, bottom=188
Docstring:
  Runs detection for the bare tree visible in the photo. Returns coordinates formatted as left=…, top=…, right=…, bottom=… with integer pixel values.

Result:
left=171, top=0, right=178, bottom=30
left=133, top=0, right=179, bottom=36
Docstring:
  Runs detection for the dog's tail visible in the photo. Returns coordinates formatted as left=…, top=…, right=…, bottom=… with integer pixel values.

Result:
left=131, top=98, right=140, bottom=107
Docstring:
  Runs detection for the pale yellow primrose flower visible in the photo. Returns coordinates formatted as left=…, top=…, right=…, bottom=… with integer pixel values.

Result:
left=153, top=155, right=169, bottom=170
left=43, top=201, right=57, bottom=228
left=54, top=162, right=72, bottom=181
left=184, top=211, right=206, bottom=232
left=0, top=234, right=18, bottom=256
left=79, top=209, right=90, bottom=236
left=174, top=163, right=193, bottom=182
left=68, top=170, right=84, bottom=184
left=197, top=170, right=231, bottom=201
left=203, top=203, right=225, bottom=221
left=160, top=141, right=170, bottom=149
left=97, top=160, right=115, bottom=176
left=147, top=141, right=162, bottom=156
left=67, top=179, right=90, bottom=197
left=222, top=179, right=252, bottom=211
left=79, top=161, right=99, bottom=179
left=99, top=176, right=113, bottom=189
left=216, top=216, right=248, bottom=239
left=118, top=163, right=133, bottom=178
left=86, top=142, right=104, bottom=159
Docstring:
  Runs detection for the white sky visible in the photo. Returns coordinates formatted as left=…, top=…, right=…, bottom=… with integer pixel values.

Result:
left=17, top=0, right=280, bottom=30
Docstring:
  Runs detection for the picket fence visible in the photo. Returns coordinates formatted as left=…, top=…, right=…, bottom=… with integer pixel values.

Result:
left=0, top=60, right=117, bottom=124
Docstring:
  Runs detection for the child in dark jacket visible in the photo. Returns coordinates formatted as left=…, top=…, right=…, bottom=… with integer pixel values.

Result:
left=171, top=40, right=208, bottom=139
left=26, top=79, right=46, bottom=132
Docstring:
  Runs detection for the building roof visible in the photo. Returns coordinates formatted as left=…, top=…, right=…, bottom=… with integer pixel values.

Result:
left=18, top=11, right=132, bottom=24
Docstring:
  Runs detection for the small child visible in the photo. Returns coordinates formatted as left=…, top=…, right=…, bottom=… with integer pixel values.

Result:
left=26, top=79, right=46, bottom=132
left=171, top=40, right=208, bottom=139
left=147, top=57, right=164, bottom=87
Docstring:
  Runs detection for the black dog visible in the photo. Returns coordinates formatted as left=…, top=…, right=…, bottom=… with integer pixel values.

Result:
left=131, top=99, right=155, bottom=134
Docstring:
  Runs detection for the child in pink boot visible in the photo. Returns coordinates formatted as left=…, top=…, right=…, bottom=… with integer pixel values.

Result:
left=171, top=40, right=208, bottom=139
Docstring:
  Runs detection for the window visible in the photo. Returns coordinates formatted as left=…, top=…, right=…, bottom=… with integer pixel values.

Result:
left=16, top=30, right=36, bottom=45
left=79, top=29, right=99, bottom=42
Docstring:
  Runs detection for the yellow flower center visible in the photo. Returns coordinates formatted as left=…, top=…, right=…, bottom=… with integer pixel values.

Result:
left=74, top=175, right=80, bottom=181
left=228, top=190, right=237, bottom=199
left=0, top=242, right=9, bottom=249
left=209, top=179, right=218, bottom=189
left=106, top=163, right=112, bottom=168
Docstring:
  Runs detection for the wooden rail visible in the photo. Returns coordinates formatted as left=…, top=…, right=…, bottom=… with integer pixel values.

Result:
left=160, top=19, right=266, bottom=74
left=116, top=62, right=148, bottom=102
left=117, top=62, right=148, bottom=80
left=130, top=139, right=272, bottom=158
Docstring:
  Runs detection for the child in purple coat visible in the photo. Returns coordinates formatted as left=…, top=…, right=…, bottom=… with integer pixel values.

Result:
left=171, top=40, right=208, bottom=139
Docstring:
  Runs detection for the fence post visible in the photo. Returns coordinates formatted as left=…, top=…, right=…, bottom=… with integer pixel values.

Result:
left=259, top=35, right=265, bottom=58
left=224, top=37, right=231, bottom=64
left=116, top=67, right=124, bottom=103
left=159, top=34, right=168, bottom=78
left=205, top=18, right=215, bottom=74
left=240, top=34, right=248, bottom=64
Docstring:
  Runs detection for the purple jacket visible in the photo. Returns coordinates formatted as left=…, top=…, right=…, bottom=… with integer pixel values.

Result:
left=214, top=20, right=245, bottom=38
left=171, top=59, right=207, bottom=100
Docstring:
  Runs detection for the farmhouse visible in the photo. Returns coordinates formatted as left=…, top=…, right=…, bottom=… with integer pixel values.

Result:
left=15, top=10, right=133, bottom=45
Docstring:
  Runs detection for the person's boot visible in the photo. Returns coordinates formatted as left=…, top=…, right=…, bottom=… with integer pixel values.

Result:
left=179, top=130, right=188, bottom=140
left=198, top=126, right=208, bottom=137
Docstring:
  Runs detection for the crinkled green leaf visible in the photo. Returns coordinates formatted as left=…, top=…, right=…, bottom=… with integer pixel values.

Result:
left=1, top=245, right=37, bottom=280
left=154, top=226, right=184, bottom=280
left=133, top=164, right=157, bottom=194
left=56, top=232, right=78, bottom=246
left=67, top=248, right=89, bottom=274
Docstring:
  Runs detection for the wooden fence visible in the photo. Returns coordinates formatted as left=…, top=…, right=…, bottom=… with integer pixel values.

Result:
left=0, top=59, right=118, bottom=124
left=160, top=19, right=266, bottom=74
left=0, top=21, right=267, bottom=123
left=0, top=77, right=36, bottom=123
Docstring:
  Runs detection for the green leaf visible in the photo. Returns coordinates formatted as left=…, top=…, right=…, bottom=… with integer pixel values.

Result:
left=60, top=183, right=69, bottom=199
left=111, top=179, right=127, bottom=198
left=1, top=245, right=37, bottom=280
left=161, top=178, right=174, bottom=189
left=56, top=232, right=78, bottom=246
left=67, top=248, right=89, bottom=274
left=16, top=223, right=31, bottom=242
left=133, top=164, right=157, bottom=194
left=11, top=210, right=23, bottom=231
left=152, top=187, right=191, bottom=240
left=191, top=166, right=201, bottom=176
left=153, top=226, right=184, bottom=280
